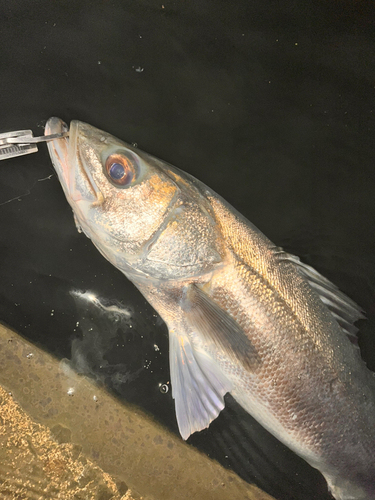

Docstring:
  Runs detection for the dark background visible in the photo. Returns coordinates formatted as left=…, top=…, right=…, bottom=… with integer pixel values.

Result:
left=1, top=1, right=375, bottom=499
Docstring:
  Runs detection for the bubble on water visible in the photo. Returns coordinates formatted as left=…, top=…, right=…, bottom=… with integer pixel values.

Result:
left=153, top=344, right=160, bottom=352
left=159, top=383, right=169, bottom=394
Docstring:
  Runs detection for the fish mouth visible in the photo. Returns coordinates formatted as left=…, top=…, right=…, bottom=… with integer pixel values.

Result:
left=45, top=117, right=102, bottom=204
left=45, top=117, right=73, bottom=194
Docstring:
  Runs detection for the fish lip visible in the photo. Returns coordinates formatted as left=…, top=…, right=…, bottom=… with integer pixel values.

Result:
left=45, top=118, right=102, bottom=204
left=45, top=117, right=69, bottom=176
left=71, top=120, right=104, bottom=204
left=45, top=117, right=75, bottom=198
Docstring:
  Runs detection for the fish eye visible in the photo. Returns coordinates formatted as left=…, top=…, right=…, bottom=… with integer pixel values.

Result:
left=105, top=153, right=136, bottom=187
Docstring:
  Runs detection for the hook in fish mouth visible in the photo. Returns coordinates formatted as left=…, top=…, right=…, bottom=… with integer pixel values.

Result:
left=44, top=117, right=70, bottom=139
left=0, top=130, right=69, bottom=146
left=0, top=123, right=69, bottom=161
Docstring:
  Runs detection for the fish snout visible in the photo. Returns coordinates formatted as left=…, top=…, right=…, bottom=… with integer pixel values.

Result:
left=45, top=117, right=69, bottom=136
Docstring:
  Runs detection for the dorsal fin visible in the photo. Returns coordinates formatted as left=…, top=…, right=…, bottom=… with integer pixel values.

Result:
left=277, top=251, right=365, bottom=345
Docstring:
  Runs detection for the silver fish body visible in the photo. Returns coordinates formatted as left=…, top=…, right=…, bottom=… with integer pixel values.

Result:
left=46, top=117, right=375, bottom=500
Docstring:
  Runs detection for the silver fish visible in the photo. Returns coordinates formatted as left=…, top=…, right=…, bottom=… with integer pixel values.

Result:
left=46, top=117, right=375, bottom=500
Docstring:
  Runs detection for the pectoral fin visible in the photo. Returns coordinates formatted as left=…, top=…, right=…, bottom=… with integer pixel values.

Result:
left=182, top=284, right=260, bottom=371
left=170, top=284, right=259, bottom=439
left=169, top=331, right=232, bottom=440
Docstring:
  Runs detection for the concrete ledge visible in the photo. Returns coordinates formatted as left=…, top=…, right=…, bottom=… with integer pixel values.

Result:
left=0, top=323, right=275, bottom=500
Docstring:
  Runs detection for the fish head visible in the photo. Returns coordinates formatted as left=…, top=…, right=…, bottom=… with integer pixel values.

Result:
left=46, top=118, right=224, bottom=282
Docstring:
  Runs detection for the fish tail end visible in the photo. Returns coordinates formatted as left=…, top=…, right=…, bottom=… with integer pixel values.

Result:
left=325, top=473, right=374, bottom=500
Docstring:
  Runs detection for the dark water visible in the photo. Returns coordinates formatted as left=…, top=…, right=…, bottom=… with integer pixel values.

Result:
left=0, top=1, right=375, bottom=499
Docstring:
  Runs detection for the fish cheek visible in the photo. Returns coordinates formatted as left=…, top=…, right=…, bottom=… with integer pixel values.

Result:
left=94, top=173, right=179, bottom=258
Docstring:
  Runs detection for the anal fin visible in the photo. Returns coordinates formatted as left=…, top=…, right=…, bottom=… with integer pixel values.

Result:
left=169, top=331, right=232, bottom=440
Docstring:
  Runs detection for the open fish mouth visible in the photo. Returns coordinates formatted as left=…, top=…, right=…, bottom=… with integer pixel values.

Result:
left=45, top=117, right=102, bottom=204
left=45, top=117, right=72, bottom=191
left=44, top=117, right=75, bottom=199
